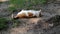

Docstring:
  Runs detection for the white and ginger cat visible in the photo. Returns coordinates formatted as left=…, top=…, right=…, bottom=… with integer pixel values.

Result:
left=14, top=9, right=41, bottom=19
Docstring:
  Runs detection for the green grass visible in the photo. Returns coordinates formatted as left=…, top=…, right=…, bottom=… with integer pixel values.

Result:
left=0, top=17, right=21, bottom=30
left=8, top=0, right=47, bottom=11
left=0, top=18, right=8, bottom=30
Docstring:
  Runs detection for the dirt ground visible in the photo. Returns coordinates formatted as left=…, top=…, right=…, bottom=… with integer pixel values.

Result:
left=0, top=0, right=60, bottom=34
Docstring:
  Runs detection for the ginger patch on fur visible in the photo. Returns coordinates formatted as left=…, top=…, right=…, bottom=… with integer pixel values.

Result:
left=28, top=12, right=33, bottom=17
